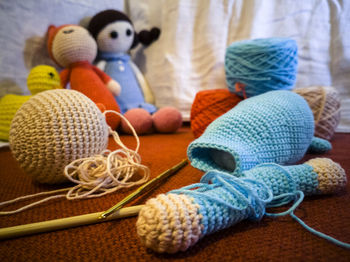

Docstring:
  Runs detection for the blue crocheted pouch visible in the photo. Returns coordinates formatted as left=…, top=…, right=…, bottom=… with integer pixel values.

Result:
left=187, top=90, right=331, bottom=174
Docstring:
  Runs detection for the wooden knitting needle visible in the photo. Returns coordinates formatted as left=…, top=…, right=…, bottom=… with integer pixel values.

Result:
left=0, top=205, right=142, bottom=240
left=0, top=159, right=188, bottom=240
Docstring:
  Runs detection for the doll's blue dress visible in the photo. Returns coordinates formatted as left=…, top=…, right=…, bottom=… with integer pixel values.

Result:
left=99, top=52, right=157, bottom=114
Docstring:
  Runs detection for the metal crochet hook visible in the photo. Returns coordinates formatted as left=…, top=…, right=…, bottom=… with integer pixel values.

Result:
left=98, top=158, right=188, bottom=219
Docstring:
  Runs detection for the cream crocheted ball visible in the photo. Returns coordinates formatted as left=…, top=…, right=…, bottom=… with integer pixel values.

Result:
left=9, top=89, right=109, bottom=184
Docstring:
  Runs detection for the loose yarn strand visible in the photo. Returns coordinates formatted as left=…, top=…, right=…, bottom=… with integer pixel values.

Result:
left=0, top=110, right=150, bottom=214
left=0, top=195, right=66, bottom=215
left=290, top=211, right=350, bottom=249
left=266, top=191, right=350, bottom=249
left=0, top=188, right=69, bottom=215
left=64, top=110, right=150, bottom=199
left=259, top=165, right=350, bottom=249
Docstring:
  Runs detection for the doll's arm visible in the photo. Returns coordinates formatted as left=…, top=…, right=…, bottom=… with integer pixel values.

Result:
left=129, top=60, right=155, bottom=104
left=96, top=60, right=107, bottom=71
left=92, top=66, right=121, bottom=96
left=59, top=69, right=70, bottom=89
left=106, top=80, right=121, bottom=96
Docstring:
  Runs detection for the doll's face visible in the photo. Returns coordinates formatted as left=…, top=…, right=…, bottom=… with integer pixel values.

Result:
left=52, top=25, right=97, bottom=67
left=96, top=21, right=134, bottom=53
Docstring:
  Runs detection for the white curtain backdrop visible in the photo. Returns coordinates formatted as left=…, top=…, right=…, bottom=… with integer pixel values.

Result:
left=0, top=0, right=124, bottom=95
left=128, top=0, right=350, bottom=132
left=0, top=0, right=349, bottom=131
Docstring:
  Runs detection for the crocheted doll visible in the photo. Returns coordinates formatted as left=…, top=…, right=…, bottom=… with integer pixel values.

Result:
left=137, top=158, right=347, bottom=253
left=188, top=90, right=332, bottom=174
left=88, top=9, right=182, bottom=134
left=47, top=24, right=121, bottom=130
left=0, top=65, right=60, bottom=141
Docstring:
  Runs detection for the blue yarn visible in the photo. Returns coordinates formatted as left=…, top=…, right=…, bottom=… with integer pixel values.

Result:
left=290, top=211, right=350, bottom=249
left=266, top=191, right=350, bottom=249
left=170, top=163, right=350, bottom=249
left=171, top=172, right=273, bottom=236
left=225, top=38, right=298, bottom=98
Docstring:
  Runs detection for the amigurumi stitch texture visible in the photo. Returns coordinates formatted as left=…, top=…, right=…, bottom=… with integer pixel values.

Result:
left=187, top=90, right=331, bottom=174
left=136, top=158, right=346, bottom=253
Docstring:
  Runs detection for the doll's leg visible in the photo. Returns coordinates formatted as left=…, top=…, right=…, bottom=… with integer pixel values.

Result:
left=152, top=107, right=183, bottom=133
left=120, top=108, right=153, bottom=135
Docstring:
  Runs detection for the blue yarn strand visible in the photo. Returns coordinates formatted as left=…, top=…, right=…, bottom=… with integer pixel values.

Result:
left=290, top=212, right=350, bottom=249
left=266, top=190, right=350, bottom=249
left=265, top=191, right=304, bottom=216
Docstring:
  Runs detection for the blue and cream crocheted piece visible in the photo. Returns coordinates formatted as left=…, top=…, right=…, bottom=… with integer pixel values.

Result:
left=99, top=52, right=157, bottom=114
left=136, top=157, right=348, bottom=253
left=187, top=90, right=331, bottom=174
left=171, top=162, right=319, bottom=236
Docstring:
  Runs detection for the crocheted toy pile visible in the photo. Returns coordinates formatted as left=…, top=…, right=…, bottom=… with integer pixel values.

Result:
left=187, top=90, right=331, bottom=175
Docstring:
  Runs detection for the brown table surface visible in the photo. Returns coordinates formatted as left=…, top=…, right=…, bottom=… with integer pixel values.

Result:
left=0, top=126, right=349, bottom=262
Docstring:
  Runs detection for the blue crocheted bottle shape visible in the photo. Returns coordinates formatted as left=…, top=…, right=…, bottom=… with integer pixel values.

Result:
left=99, top=52, right=157, bottom=114
left=187, top=90, right=331, bottom=174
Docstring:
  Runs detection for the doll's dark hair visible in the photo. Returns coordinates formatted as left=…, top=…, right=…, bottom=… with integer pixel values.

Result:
left=88, top=9, right=160, bottom=49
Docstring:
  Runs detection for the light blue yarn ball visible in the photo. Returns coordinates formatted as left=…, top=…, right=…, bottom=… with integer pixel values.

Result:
left=225, top=38, right=298, bottom=98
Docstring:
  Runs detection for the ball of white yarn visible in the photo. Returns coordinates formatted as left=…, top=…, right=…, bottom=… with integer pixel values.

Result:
left=294, top=86, right=341, bottom=140
left=9, top=89, right=109, bottom=184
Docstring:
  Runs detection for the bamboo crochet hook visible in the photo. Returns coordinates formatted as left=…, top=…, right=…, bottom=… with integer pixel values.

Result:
left=0, top=159, right=188, bottom=240
left=99, top=158, right=188, bottom=219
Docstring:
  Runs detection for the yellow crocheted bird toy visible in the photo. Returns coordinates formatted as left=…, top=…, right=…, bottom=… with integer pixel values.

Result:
left=0, top=65, right=61, bottom=141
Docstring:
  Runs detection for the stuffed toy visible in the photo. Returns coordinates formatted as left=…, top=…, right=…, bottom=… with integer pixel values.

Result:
left=0, top=65, right=61, bottom=141
left=10, top=89, right=109, bottom=184
left=137, top=158, right=347, bottom=253
left=88, top=9, right=182, bottom=135
left=47, top=24, right=121, bottom=130
left=187, top=90, right=332, bottom=174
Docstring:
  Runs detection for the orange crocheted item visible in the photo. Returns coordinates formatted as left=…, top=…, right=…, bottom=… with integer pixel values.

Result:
left=47, top=25, right=121, bottom=130
left=190, top=89, right=242, bottom=138
left=60, top=62, right=120, bottom=129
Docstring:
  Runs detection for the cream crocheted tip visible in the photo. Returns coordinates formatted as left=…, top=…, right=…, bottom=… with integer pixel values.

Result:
left=9, top=89, right=109, bottom=184
left=306, top=158, right=347, bottom=194
left=136, top=193, right=202, bottom=254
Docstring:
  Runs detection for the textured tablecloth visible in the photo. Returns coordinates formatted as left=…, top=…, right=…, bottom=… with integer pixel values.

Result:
left=0, top=126, right=349, bottom=261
